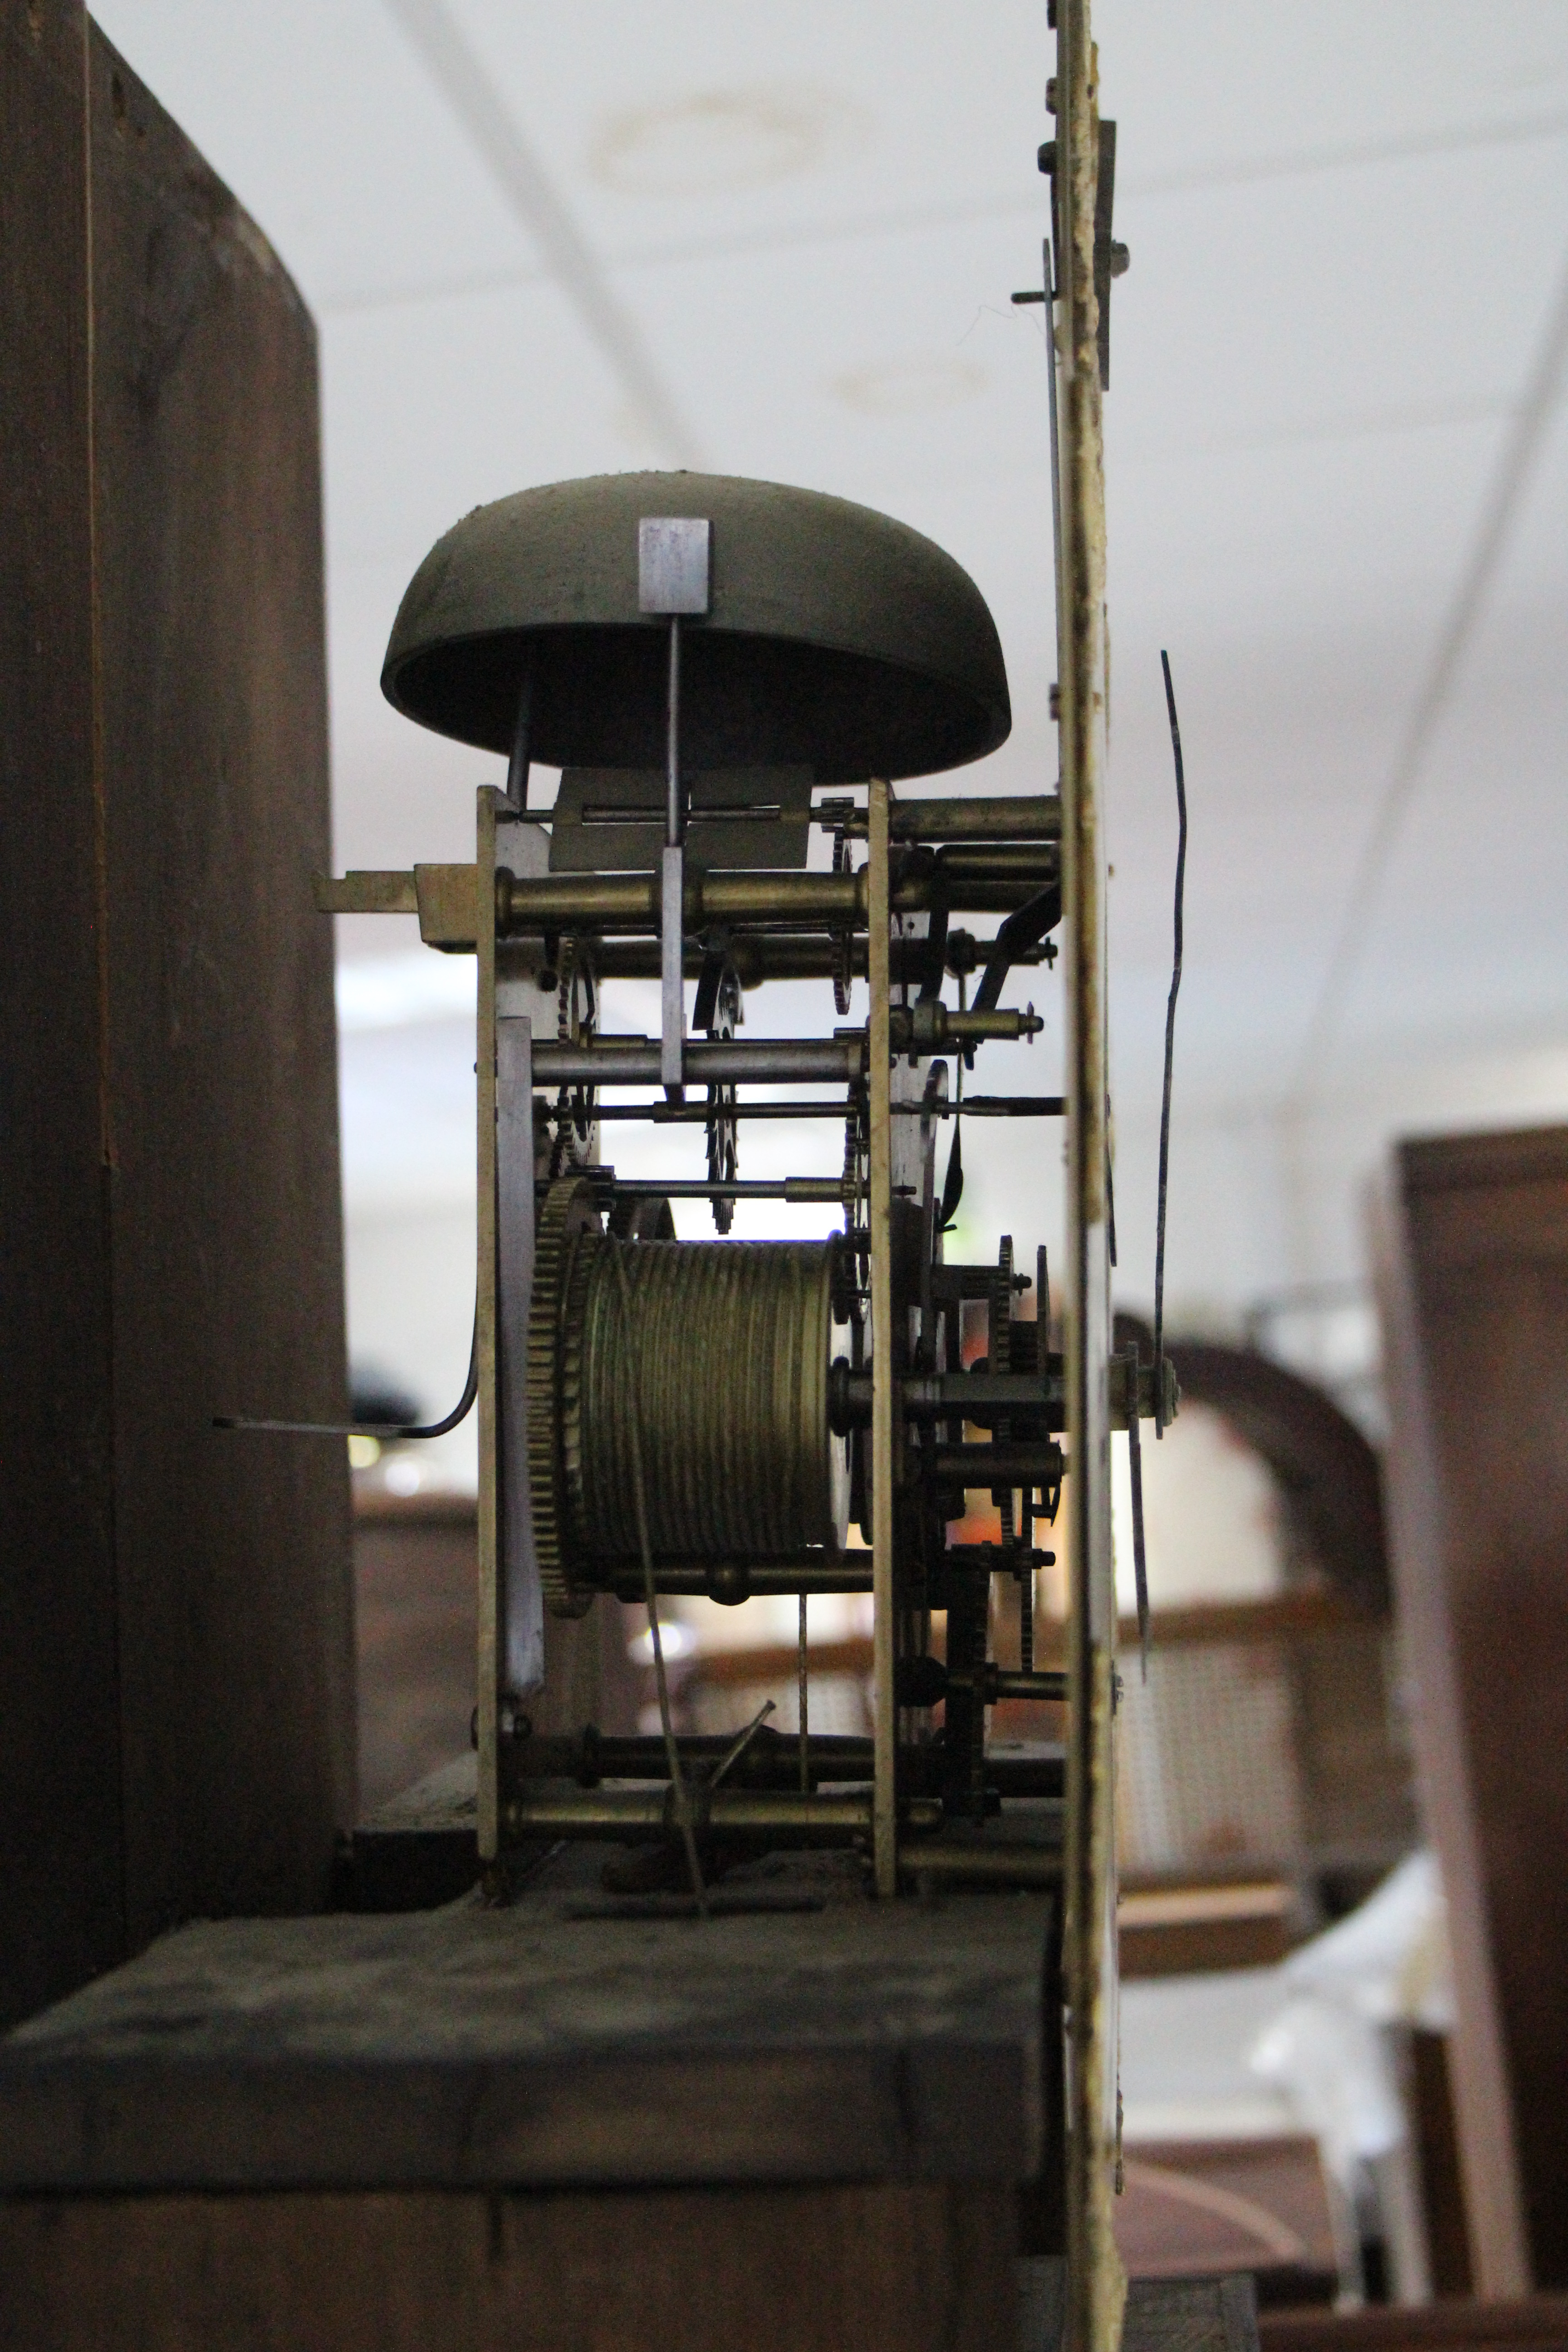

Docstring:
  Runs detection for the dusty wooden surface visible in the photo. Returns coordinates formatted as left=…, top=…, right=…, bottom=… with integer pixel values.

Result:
left=0, top=1850, right=1051, bottom=2192
left=0, top=2181, right=1019, bottom=2352
left=1377, top=1126, right=1568, bottom=2292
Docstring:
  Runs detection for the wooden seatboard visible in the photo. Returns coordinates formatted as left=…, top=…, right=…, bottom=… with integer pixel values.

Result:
left=0, top=1853, right=1052, bottom=2193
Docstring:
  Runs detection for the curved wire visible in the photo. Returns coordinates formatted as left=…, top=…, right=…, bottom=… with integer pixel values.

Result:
left=213, top=1310, right=478, bottom=1439
left=1153, top=650, right=1187, bottom=1432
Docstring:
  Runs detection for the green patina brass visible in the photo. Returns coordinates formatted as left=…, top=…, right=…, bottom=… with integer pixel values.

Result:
left=382, top=470, right=1010, bottom=782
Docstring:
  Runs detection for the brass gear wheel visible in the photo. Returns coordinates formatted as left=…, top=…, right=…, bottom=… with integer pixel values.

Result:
left=990, top=1234, right=1015, bottom=1538
left=547, top=938, right=598, bottom=1176
left=528, top=1176, right=601, bottom=1617
left=704, top=962, right=741, bottom=1234
left=830, top=824, right=853, bottom=1015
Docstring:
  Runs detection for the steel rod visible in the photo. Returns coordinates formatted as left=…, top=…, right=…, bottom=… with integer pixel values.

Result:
left=509, top=1730, right=877, bottom=1784
left=500, top=1787, right=921, bottom=1843
left=591, top=1097, right=1065, bottom=1123
left=495, top=863, right=1053, bottom=934
left=506, top=1731, right=1066, bottom=1799
left=475, top=789, right=501, bottom=1866
left=891, top=1095, right=1066, bottom=1118
left=888, top=794, right=1062, bottom=841
left=534, top=1038, right=863, bottom=1085
left=598, top=1563, right=873, bottom=1598
left=932, top=1445, right=1065, bottom=1483
left=868, top=777, right=896, bottom=1899
left=594, top=934, right=1056, bottom=985
left=601, top=1177, right=847, bottom=1202
left=897, top=1837, right=1063, bottom=1887
left=665, top=617, right=682, bottom=847
left=592, top=1099, right=853, bottom=1124
left=902, top=1372, right=1063, bottom=1412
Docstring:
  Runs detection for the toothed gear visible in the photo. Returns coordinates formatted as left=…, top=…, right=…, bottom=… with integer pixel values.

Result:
left=704, top=963, right=741, bottom=1233
left=990, top=1234, right=1015, bottom=1539
left=548, top=938, right=598, bottom=1175
left=831, top=826, right=853, bottom=1015
left=557, top=1218, right=599, bottom=1585
left=528, top=1176, right=600, bottom=1617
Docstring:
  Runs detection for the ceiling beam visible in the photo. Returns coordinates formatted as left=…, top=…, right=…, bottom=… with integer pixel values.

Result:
left=1290, top=239, right=1568, bottom=1099
left=381, top=0, right=706, bottom=468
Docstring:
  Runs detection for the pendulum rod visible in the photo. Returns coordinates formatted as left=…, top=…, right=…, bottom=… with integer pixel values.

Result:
left=661, top=616, right=685, bottom=1091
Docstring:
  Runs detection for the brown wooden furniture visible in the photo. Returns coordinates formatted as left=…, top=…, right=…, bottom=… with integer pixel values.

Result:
left=1118, top=1882, right=1295, bottom=1978
left=0, top=0, right=352, bottom=2033
left=355, top=1492, right=482, bottom=1813
left=1116, top=2136, right=1339, bottom=2310
left=353, top=1490, right=646, bottom=1815
left=1376, top=1126, right=1568, bottom=2294
left=1262, top=2298, right=1568, bottom=2352
left=1103, top=1328, right=1417, bottom=1910
left=1410, top=2026, right=1474, bottom=2299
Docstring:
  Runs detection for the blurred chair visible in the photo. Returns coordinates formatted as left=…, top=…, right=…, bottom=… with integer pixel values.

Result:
left=353, top=1487, right=479, bottom=1815
left=353, top=1483, right=644, bottom=1815
left=1109, top=1331, right=1419, bottom=1942
left=666, top=1634, right=874, bottom=1740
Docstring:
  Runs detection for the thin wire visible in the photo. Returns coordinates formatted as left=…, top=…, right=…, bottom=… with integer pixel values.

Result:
left=610, top=1243, right=707, bottom=1914
left=1154, top=650, right=1187, bottom=1435
left=711, top=1698, right=777, bottom=1789
left=215, top=1313, right=477, bottom=1438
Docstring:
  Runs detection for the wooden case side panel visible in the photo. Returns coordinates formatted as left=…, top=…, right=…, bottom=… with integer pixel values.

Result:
left=1377, top=1125, right=1568, bottom=2292
left=87, top=28, right=355, bottom=1942
left=0, top=2182, right=1017, bottom=2352
left=0, top=0, right=125, bottom=2029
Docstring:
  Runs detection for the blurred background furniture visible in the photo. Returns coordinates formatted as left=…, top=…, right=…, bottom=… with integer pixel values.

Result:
left=353, top=1476, right=644, bottom=1816
left=354, top=1490, right=481, bottom=1814
left=1111, top=1330, right=1417, bottom=1927
left=1260, top=2296, right=1568, bottom=2352
left=1377, top=1125, right=1568, bottom=2298
left=1116, top=2137, right=1341, bottom=2312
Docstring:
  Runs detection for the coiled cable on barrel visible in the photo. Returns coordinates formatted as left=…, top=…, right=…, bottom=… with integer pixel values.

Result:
left=564, top=1235, right=842, bottom=1569
left=608, top=1243, right=707, bottom=1915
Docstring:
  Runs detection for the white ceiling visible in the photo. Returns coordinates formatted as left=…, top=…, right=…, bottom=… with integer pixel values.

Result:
left=93, top=1, right=1568, bottom=1197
